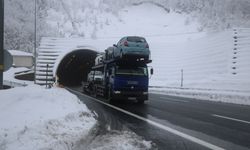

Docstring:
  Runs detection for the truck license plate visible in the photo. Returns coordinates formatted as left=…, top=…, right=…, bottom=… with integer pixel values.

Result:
left=127, top=81, right=138, bottom=85
left=128, top=97, right=136, bottom=100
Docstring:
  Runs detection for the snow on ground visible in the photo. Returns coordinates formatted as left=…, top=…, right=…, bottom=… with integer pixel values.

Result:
left=3, top=67, right=33, bottom=86
left=1, top=3, right=249, bottom=149
left=95, top=3, right=204, bottom=41
left=150, top=87, right=250, bottom=105
left=1, top=68, right=153, bottom=150
left=74, top=127, right=153, bottom=150
left=149, top=29, right=250, bottom=90
left=148, top=28, right=250, bottom=105
left=47, top=3, right=204, bottom=48
left=8, top=50, right=33, bottom=56
left=0, top=84, right=96, bottom=150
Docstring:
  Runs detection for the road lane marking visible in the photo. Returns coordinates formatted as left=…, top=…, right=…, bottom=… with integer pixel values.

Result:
left=159, top=97, right=189, bottom=103
left=212, top=114, right=250, bottom=125
left=69, top=89, right=225, bottom=150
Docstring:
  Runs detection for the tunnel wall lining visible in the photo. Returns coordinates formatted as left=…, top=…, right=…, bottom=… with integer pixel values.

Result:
left=52, top=47, right=99, bottom=77
left=36, top=37, right=99, bottom=85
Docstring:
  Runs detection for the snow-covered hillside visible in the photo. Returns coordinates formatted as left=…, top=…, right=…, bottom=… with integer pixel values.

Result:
left=5, top=0, right=250, bottom=52
left=6, top=1, right=250, bottom=93
left=150, top=29, right=250, bottom=91
left=46, top=3, right=203, bottom=40
left=46, top=3, right=250, bottom=92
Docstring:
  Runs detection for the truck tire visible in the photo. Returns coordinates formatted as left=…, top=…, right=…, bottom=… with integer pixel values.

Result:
left=137, top=99, right=145, bottom=104
left=104, top=88, right=108, bottom=99
left=108, top=88, right=114, bottom=103
left=93, top=86, right=97, bottom=98
left=83, top=85, right=87, bottom=93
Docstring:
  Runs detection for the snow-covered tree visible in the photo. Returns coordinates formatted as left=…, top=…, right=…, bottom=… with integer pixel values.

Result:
left=4, top=0, right=250, bottom=52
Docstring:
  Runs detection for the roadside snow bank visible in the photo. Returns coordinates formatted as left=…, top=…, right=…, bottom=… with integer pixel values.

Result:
left=75, top=129, right=153, bottom=150
left=0, top=85, right=96, bottom=150
left=150, top=87, right=250, bottom=105
left=3, top=67, right=33, bottom=86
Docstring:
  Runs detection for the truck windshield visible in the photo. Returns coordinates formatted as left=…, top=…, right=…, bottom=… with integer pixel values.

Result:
left=95, top=71, right=102, bottom=75
left=116, top=66, right=148, bottom=76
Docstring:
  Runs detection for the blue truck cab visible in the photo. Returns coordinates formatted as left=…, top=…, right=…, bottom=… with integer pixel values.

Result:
left=86, top=58, right=153, bottom=104
left=106, top=60, right=151, bottom=103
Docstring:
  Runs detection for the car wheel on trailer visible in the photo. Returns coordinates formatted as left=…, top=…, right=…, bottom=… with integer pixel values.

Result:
left=120, top=50, right=123, bottom=59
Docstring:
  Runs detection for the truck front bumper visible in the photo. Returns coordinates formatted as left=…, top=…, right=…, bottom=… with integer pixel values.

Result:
left=112, top=91, right=148, bottom=101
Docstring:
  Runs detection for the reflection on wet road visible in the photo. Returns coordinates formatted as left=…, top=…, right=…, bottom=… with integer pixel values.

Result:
left=68, top=87, right=250, bottom=150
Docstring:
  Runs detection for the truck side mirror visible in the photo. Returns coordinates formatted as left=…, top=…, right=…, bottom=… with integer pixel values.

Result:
left=113, top=44, right=117, bottom=47
left=150, top=68, right=153, bottom=75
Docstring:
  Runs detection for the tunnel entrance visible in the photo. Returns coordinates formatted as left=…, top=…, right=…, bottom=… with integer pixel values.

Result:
left=56, top=49, right=98, bottom=86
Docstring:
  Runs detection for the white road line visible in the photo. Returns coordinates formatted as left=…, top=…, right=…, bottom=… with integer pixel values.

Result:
left=159, top=97, right=189, bottom=103
left=70, top=89, right=225, bottom=150
left=212, top=114, right=250, bottom=125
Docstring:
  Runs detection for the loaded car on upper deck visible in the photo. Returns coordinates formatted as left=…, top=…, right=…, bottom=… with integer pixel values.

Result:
left=107, top=36, right=150, bottom=61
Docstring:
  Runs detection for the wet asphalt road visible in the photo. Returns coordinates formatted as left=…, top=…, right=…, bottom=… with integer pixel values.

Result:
left=68, top=87, right=250, bottom=150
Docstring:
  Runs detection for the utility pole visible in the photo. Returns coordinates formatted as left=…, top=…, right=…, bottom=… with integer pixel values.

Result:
left=181, top=69, right=183, bottom=88
left=46, top=64, right=48, bottom=88
left=0, top=0, right=4, bottom=89
left=34, top=0, right=37, bottom=84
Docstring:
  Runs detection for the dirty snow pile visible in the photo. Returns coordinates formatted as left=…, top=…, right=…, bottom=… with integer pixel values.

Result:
left=75, top=129, right=153, bottom=150
left=150, top=87, right=250, bottom=105
left=3, top=67, right=33, bottom=87
left=0, top=85, right=96, bottom=150
left=1, top=67, right=153, bottom=150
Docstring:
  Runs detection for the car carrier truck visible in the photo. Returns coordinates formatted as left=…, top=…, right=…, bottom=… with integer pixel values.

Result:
left=83, top=36, right=152, bottom=104
left=83, top=54, right=153, bottom=104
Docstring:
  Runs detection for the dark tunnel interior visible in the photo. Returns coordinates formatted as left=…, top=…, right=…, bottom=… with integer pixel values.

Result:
left=56, top=50, right=98, bottom=87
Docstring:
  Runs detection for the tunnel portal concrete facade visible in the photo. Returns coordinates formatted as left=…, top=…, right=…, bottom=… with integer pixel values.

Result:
left=35, top=37, right=99, bottom=85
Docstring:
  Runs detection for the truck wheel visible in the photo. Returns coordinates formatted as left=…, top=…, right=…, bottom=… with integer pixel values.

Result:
left=83, top=86, right=87, bottom=93
left=93, top=86, right=97, bottom=98
left=82, top=86, right=85, bottom=93
left=104, top=89, right=108, bottom=99
left=137, top=99, right=145, bottom=104
left=108, top=88, right=113, bottom=103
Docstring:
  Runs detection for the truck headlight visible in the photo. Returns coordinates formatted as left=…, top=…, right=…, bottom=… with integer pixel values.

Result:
left=114, top=91, right=121, bottom=94
left=143, top=92, right=148, bottom=95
